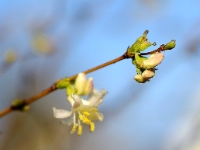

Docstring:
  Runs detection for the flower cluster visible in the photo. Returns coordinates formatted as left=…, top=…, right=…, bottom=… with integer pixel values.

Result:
left=133, top=52, right=164, bottom=83
left=128, top=30, right=165, bottom=83
left=53, top=73, right=107, bottom=136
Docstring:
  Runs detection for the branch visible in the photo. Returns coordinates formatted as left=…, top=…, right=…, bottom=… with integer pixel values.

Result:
left=0, top=52, right=129, bottom=118
left=0, top=44, right=169, bottom=118
left=140, top=44, right=165, bottom=55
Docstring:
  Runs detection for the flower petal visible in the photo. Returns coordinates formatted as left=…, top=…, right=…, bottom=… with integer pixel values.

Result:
left=85, top=89, right=107, bottom=106
left=74, top=73, right=86, bottom=95
left=71, top=94, right=83, bottom=109
left=88, top=111, right=104, bottom=121
left=67, top=96, right=74, bottom=106
left=95, top=112, right=104, bottom=121
left=53, top=107, right=72, bottom=119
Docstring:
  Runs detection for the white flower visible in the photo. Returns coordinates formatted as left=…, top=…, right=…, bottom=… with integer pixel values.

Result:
left=53, top=89, right=107, bottom=136
left=53, top=73, right=108, bottom=135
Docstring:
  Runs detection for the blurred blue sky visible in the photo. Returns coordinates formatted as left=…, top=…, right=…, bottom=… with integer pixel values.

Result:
left=0, top=0, right=200, bottom=150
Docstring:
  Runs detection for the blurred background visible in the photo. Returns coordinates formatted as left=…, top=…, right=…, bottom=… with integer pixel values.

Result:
left=0, top=0, right=200, bottom=150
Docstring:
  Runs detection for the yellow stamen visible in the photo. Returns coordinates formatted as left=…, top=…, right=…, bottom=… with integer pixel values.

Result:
left=83, top=116, right=91, bottom=124
left=79, top=113, right=92, bottom=124
left=90, top=122, right=95, bottom=132
left=70, top=124, right=78, bottom=134
left=78, top=125, right=82, bottom=136
left=83, top=111, right=90, bottom=116
left=79, top=113, right=84, bottom=120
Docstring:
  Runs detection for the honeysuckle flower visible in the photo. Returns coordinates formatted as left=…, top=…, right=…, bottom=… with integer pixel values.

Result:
left=53, top=73, right=107, bottom=135
left=53, top=89, right=107, bottom=136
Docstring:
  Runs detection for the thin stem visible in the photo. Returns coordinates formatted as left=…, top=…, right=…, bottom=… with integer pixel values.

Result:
left=140, top=44, right=165, bottom=55
left=24, top=84, right=58, bottom=104
left=0, top=53, right=128, bottom=118
left=0, top=107, right=12, bottom=117
left=0, top=44, right=167, bottom=118
left=69, top=54, right=127, bottom=80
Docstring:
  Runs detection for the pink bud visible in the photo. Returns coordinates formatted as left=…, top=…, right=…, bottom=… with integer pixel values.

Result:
left=144, top=53, right=164, bottom=69
left=83, top=78, right=93, bottom=95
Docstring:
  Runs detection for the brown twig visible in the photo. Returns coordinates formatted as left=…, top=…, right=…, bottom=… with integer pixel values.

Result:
left=140, top=44, right=165, bottom=55
left=69, top=52, right=128, bottom=80
left=0, top=44, right=167, bottom=118
left=0, top=53, right=128, bottom=118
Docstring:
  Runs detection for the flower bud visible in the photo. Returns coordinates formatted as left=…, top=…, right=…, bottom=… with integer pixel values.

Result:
left=163, top=40, right=176, bottom=50
left=142, top=69, right=155, bottom=79
left=56, top=78, right=70, bottom=89
left=134, top=74, right=146, bottom=83
left=83, top=77, right=93, bottom=95
left=143, top=53, right=164, bottom=69
left=75, top=73, right=86, bottom=95
left=12, top=99, right=29, bottom=111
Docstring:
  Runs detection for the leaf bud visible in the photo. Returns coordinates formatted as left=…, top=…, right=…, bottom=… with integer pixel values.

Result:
left=163, top=40, right=176, bottom=50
